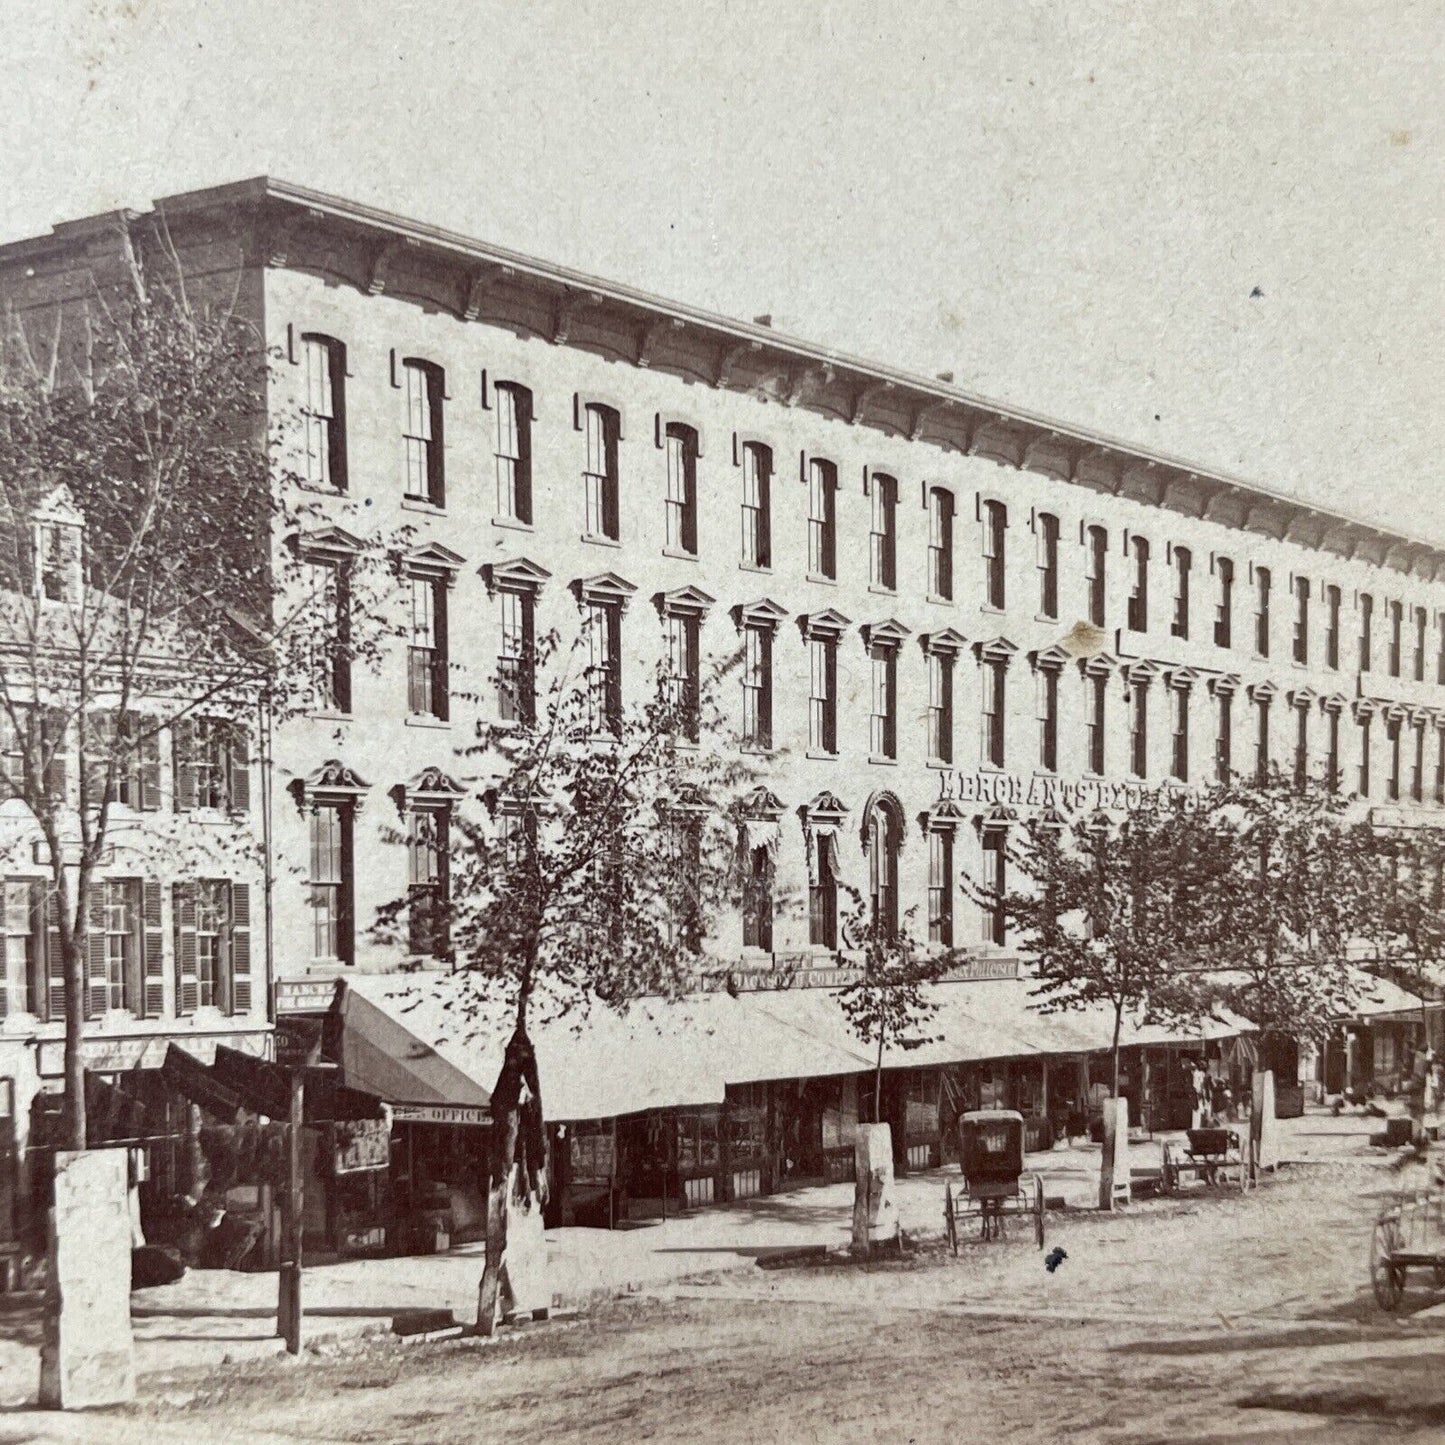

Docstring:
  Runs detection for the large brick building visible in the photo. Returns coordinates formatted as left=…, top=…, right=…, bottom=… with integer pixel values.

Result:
left=3, top=179, right=1441, bottom=1237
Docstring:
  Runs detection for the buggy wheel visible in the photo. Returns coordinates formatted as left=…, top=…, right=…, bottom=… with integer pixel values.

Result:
left=945, top=1183, right=958, bottom=1257
left=1372, top=1217, right=1406, bottom=1311
left=1240, top=1138, right=1255, bottom=1193
left=1033, top=1176, right=1046, bottom=1249
left=1161, top=1144, right=1176, bottom=1195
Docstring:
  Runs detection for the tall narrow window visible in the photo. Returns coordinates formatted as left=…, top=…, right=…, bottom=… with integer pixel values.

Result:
left=808, top=827, right=839, bottom=949
left=1325, top=705, right=1341, bottom=792
left=1360, top=593, right=1374, bottom=672
left=870, top=474, right=898, bottom=590
left=308, top=803, right=354, bottom=964
left=927, top=649, right=955, bottom=764
left=1359, top=712, right=1373, bottom=797
left=1254, top=692, right=1272, bottom=783
left=664, top=423, right=699, bottom=555
left=740, top=442, right=772, bottom=569
left=980, top=829, right=1007, bottom=946
left=928, top=488, right=954, bottom=601
left=668, top=815, right=703, bottom=952
left=1325, top=585, right=1341, bottom=670
left=808, top=636, right=839, bottom=754
left=1170, top=685, right=1189, bottom=782
left=301, top=335, right=346, bottom=491
left=407, top=575, right=449, bottom=721
left=1129, top=678, right=1149, bottom=777
left=1293, top=703, right=1309, bottom=788
left=665, top=611, right=701, bottom=742
left=1436, top=724, right=1445, bottom=805
left=402, top=359, right=445, bottom=506
left=928, top=828, right=954, bottom=947
left=1214, top=557, right=1234, bottom=648
left=306, top=559, right=351, bottom=713
left=1036, top=513, right=1060, bottom=620
left=585, top=601, right=623, bottom=735
left=980, top=657, right=1006, bottom=768
left=1215, top=689, right=1233, bottom=783
left=408, top=808, right=450, bottom=958
left=1388, top=601, right=1404, bottom=677
left=174, top=717, right=250, bottom=814
left=1387, top=714, right=1403, bottom=800
left=494, top=382, right=533, bottom=524
left=1085, top=526, right=1107, bottom=628
left=1292, top=577, right=1309, bottom=664
left=869, top=641, right=899, bottom=761
left=1412, top=717, right=1426, bottom=802
left=741, top=625, right=773, bottom=751
left=1127, top=537, right=1149, bottom=632
left=497, top=588, right=536, bottom=726
left=1086, top=672, right=1107, bottom=775
left=743, top=845, right=774, bottom=951
left=866, top=802, right=900, bottom=937
left=808, top=458, right=837, bottom=580
left=1254, top=567, right=1271, bottom=657
left=1037, top=666, right=1059, bottom=772
left=1415, top=606, right=1428, bottom=683
left=1, top=879, right=41, bottom=1019
left=583, top=403, right=620, bottom=541
left=1171, top=547, right=1191, bottom=639
left=982, top=500, right=1007, bottom=609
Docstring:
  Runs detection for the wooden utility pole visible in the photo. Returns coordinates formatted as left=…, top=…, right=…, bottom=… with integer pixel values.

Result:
left=278, top=1066, right=304, bottom=1355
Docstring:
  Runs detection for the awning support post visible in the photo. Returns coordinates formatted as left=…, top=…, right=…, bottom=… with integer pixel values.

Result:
left=278, top=1068, right=304, bottom=1354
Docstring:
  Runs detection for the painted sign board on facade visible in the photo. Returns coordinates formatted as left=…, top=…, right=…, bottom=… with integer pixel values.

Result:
left=37, top=1030, right=271, bottom=1078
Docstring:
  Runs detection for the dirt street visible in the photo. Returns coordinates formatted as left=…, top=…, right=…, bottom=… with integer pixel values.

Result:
left=8, top=1155, right=1445, bottom=1444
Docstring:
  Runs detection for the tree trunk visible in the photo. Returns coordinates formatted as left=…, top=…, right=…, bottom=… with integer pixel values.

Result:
left=1110, top=1004, right=1123, bottom=1102
left=476, top=1022, right=549, bottom=1336
left=873, top=1030, right=884, bottom=1125
left=59, top=866, right=88, bottom=1152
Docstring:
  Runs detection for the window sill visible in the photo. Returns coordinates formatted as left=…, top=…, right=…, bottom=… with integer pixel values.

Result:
left=307, top=710, right=353, bottom=723
left=927, top=594, right=956, bottom=607
left=868, top=583, right=897, bottom=597
left=926, top=758, right=956, bottom=770
left=806, top=573, right=837, bottom=587
left=581, top=533, right=621, bottom=549
left=405, top=715, right=453, bottom=730
left=1035, top=612, right=1060, bottom=625
left=491, top=515, right=534, bottom=533
left=296, top=481, right=348, bottom=498
left=738, top=561, right=773, bottom=576
left=402, top=497, right=446, bottom=516
left=804, top=749, right=839, bottom=762
left=980, top=604, right=1005, bottom=618
left=867, top=754, right=898, bottom=767
left=662, top=546, right=699, bottom=562
left=740, top=744, right=777, bottom=757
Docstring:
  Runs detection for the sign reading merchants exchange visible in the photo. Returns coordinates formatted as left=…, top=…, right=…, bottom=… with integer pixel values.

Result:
left=938, top=770, right=1197, bottom=814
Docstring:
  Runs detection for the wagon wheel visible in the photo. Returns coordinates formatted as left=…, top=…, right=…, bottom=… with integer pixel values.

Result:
left=944, top=1183, right=958, bottom=1257
left=1239, top=1136, right=1255, bottom=1194
left=1372, top=1216, right=1406, bottom=1311
left=1033, top=1175, right=1046, bottom=1249
left=1160, top=1144, right=1176, bottom=1195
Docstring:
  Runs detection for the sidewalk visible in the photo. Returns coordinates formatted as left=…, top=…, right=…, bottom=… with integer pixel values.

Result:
left=0, top=1108, right=1387, bottom=1405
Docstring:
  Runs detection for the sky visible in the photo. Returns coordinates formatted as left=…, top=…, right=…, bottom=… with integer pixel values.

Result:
left=2, top=1, right=1440, bottom=538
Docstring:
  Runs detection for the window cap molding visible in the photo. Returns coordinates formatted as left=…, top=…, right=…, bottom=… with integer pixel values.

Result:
left=290, top=758, right=369, bottom=811
left=798, top=608, right=852, bottom=641
left=571, top=571, right=638, bottom=609
left=922, top=796, right=971, bottom=829
left=1318, top=692, right=1349, bottom=715
left=1354, top=697, right=1381, bottom=720
left=973, top=636, right=1019, bottom=665
left=800, top=790, right=849, bottom=825
left=975, top=804, right=1020, bottom=833
left=653, top=584, right=716, bottom=619
left=1288, top=686, right=1320, bottom=710
left=1207, top=672, right=1242, bottom=696
left=860, top=618, right=911, bottom=651
left=921, top=626, right=969, bottom=656
left=860, top=789, right=907, bottom=853
left=482, top=557, right=552, bottom=596
left=655, top=412, right=706, bottom=457
left=33, top=483, right=84, bottom=530
left=731, top=598, right=788, bottom=633
left=573, top=393, right=627, bottom=439
left=402, top=766, right=465, bottom=801
left=1248, top=680, right=1279, bottom=702
left=404, top=541, right=467, bottom=580
left=740, top=785, right=787, bottom=821
left=732, top=432, right=774, bottom=468
left=1078, top=651, right=1120, bottom=678
left=1029, top=644, right=1071, bottom=673
left=293, top=524, right=364, bottom=561
left=1122, top=658, right=1163, bottom=684
left=1165, top=666, right=1201, bottom=691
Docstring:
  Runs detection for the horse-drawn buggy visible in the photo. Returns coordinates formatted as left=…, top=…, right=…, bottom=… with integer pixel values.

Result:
left=1371, top=1179, right=1445, bottom=1310
left=944, top=1109, right=1045, bottom=1252
left=1160, top=1126, right=1254, bottom=1194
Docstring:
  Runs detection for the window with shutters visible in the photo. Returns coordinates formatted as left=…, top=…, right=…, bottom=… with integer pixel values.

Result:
left=1214, top=557, right=1234, bottom=648
left=870, top=474, right=898, bottom=591
left=1172, top=548, right=1191, bottom=639
left=583, top=403, right=620, bottom=541
left=1360, top=593, right=1374, bottom=672
left=306, top=559, right=351, bottom=712
left=869, top=642, right=899, bottom=760
left=0, top=880, right=41, bottom=1018
left=928, top=827, right=954, bottom=947
left=740, top=442, right=772, bottom=569
left=743, top=845, right=774, bottom=951
left=301, top=335, right=347, bottom=491
left=497, top=588, right=536, bottom=726
left=1085, top=526, right=1108, bottom=628
left=194, top=880, right=227, bottom=1010
left=174, top=718, right=249, bottom=813
left=981, top=658, right=1006, bottom=768
left=173, top=879, right=250, bottom=1016
left=1036, top=513, right=1059, bottom=619
left=408, top=808, right=450, bottom=959
left=1325, top=585, right=1341, bottom=669
left=1254, top=567, right=1271, bottom=657
left=741, top=625, right=773, bottom=751
left=808, top=458, right=837, bottom=580
left=0, top=710, right=22, bottom=802
left=1127, top=537, right=1149, bottom=633
left=408, top=574, right=449, bottom=720
left=308, top=803, right=354, bottom=964
left=664, top=423, right=699, bottom=556
left=90, top=878, right=142, bottom=1017
left=982, top=500, right=1007, bottom=609
left=1389, top=601, right=1403, bottom=678
left=1292, top=577, right=1309, bottom=664
left=809, top=637, right=838, bottom=755
left=1086, top=672, right=1107, bottom=775
left=928, top=488, right=954, bottom=601
left=665, top=612, right=701, bottom=742
left=402, top=359, right=445, bottom=506
left=494, top=381, right=533, bottom=524
left=927, top=651, right=955, bottom=765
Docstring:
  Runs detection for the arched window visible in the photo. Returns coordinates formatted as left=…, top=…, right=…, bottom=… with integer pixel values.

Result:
left=865, top=797, right=902, bottom=938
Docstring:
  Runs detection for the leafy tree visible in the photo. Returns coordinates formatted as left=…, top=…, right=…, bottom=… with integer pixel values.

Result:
left=1356, top=822, right=1445, bottom=1036
left=385, top=632, right=756, bottom=1333
left=0, top=225, right=403, bottom=1149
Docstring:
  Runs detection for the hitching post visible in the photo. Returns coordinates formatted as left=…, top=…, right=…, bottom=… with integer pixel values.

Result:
left=278, top=1066, right=304, bottom=1355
